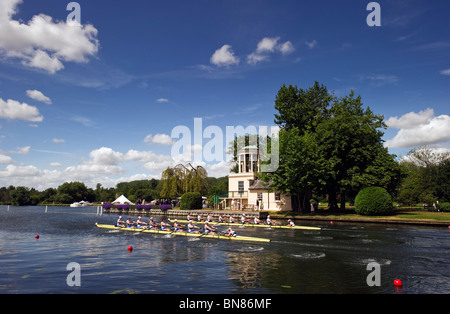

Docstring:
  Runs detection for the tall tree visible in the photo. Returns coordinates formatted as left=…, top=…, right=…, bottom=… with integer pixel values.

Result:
left=272, top=82, right=401, bottom=211
left=260, top=128, right=327, bottom=212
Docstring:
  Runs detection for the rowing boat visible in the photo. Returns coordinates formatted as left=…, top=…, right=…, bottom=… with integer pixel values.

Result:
left=95, top=223, right=271, bottom=243
left=173, top=219, right=321, bottom=230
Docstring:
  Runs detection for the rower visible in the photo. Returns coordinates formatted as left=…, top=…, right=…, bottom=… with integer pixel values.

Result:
left=229, top=215, right=235, bottom=223
left=197, top=213, right=204, bottom=222
left=241, top=214, right=249, bottom=224
left=204, top=221, right=217, bottom=235
left=187, top=213, right=193, bottom=221
left=253, top=216, right=262, bottom=225
left=148, top=217, right=159, bottom=230
left=116, top=216, right=125, bottom=227
left=218, top=214, right=224, bottom=223
left=125, top=217, right=134, bottom=228
left=206, top=214, right=214, bottom=222
left=136, top=216, right=147, bottom=229
left=187, top=220, right=200, bottom=234
left=266, top=215, right=276, bottom=226
left=225, top=227, right=237, bottom=237
left=287, top=219, right=295, bottom=227
left=160, top=218, right=171, bottom=231
left=173, top=219, right=184, bottom=232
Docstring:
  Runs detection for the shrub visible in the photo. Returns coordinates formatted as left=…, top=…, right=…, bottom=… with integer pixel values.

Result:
left=180, top=192, right=202, bottom=210
left=160, top=204, right=172, bottom=211
left=102, top=203, right=112, bottom=209
left=438, top=202, right=450, bottom=212
left=355, top=187, right=393, bottom=216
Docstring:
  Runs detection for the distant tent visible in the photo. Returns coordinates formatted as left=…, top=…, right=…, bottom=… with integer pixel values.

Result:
left=112, top=195, right=134, bottom=205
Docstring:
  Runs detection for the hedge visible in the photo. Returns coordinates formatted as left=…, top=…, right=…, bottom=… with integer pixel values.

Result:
left=180, top=192, right=202, bottom=210
left=355, top=187, right=393, bottom=216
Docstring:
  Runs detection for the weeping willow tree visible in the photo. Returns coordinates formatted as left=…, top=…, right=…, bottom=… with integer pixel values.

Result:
left=160, top=163, right=209, bottom=199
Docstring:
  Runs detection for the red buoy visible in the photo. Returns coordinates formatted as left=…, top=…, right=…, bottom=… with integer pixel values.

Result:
left=35, top=235, right=39, bottom=239
left=127, top=246, right=133, bottom=252
left=330, top=221, right=334, bottom=225
left=393, top=279, right=403, bottom=287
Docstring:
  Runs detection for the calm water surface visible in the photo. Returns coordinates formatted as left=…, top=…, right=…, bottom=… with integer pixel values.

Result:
left=0, top=206, right=448, bottom=294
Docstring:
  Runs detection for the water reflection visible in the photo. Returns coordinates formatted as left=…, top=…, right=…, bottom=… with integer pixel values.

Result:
left=0, top=206, right=449, bottom=294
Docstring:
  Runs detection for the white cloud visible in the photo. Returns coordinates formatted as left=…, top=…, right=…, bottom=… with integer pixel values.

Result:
left=0, top=0, right=99, bottom=73
left=49, top=162, right=62, bottom=167
left=256, top=37, right=280, bottom=53
left=144, top=133, right=174, bottom=146
left=52, top=138, right=65, bottom=143
left=26, top=89, right=52, bottom=104
left=210, top=45, right=240, bottom=67
left=247, top=37, right=295, bottom=65
left=89, top=147, right=123, bottom=166
left=9, top=146, right=30, bottom=154
left=0, top=97, right=43, bottom=122
left=156, top=98, right=169, bottom=103
left=440, top=69, right=450, bottom=75
left=385, top=108, right=450, bottom=148
left=305, top=40, right=318, bottom=49
left=0, top=154, right=13, bottom=164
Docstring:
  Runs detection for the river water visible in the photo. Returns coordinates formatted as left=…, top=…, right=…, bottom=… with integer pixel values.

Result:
left=0, top=206, right=448, bottom=294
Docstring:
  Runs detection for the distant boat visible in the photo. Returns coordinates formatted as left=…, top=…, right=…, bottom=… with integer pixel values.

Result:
left=70, top=201, right=91, bottom=207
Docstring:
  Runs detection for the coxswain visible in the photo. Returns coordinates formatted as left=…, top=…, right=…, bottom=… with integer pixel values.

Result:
left=187, top=220, right=200, bottom=234
left=204, top=221, right=217, bottom=235
left=116, top=216, right=125, bottom=227
left=287, top=219, right=295, bottom=227
left=160, top=218, right=171, bottom=231
left=225, top=227, right=237, bottom=237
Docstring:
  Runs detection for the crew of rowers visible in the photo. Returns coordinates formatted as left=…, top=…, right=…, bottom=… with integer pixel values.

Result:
left=116, top=213, right=295, bottom=233
left=116, top=216, right=222, bottom=235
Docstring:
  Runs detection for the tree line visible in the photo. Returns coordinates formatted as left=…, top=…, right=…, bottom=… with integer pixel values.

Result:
left=1, top=177, right=228, bottom=206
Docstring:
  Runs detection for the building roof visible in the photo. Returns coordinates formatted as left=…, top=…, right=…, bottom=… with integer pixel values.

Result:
left=248, top=179, right=272, bottom=190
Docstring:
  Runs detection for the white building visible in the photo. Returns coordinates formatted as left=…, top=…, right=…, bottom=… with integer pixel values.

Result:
left=221, top=146, right=291, bottom=211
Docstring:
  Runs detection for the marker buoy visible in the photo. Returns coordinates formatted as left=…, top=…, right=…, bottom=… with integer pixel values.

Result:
left=393, top=279, right=403, bottom=287
left=127, top=246, right=133, bottom=252
left=330, top=221, right=334, bottom=225
left=34, top=235, right=39, bottom=239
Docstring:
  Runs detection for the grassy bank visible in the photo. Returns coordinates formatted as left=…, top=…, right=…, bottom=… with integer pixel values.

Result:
left=272, top=209, right=450, bottom=225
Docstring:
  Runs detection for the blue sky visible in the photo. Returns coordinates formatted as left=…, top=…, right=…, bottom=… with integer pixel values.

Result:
left=0, top=0, right=449, bottom=190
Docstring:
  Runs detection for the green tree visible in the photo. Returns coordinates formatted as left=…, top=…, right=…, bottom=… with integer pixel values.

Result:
left=10, top=186, right=31, bottom=206
left=315, top=91, right=398, bottom=210
left=274, top=81, right=332, bottom=133
left=261, top=128, right=327, bottom=213
left=272, top=82, right=401, bottom=211
left=56, top=181, right=93, bottom=203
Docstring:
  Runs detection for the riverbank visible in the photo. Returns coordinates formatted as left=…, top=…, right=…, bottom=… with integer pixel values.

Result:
left=101, top=205, right=450, bottom=228
left=272, top=210, right=450, bottom=228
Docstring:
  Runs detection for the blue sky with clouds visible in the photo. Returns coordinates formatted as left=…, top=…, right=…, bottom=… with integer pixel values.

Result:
left=0, top=0, right=449, bottom=189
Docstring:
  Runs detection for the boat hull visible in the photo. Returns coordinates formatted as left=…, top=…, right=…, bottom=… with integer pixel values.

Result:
left=95, top=224, right=271, bottom=243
